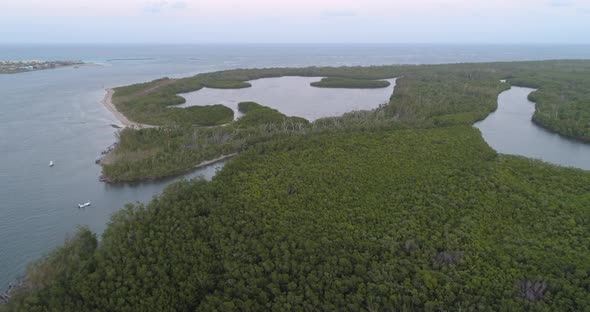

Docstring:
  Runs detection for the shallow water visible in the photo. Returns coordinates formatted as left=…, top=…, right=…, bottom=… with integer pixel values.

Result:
left=475, top=86, right=590, bottom=170
left=178, top=77, right=397, bottom=121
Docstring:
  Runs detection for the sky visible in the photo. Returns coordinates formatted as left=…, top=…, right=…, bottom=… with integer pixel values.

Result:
left=1, top=0, right=589, bottom=44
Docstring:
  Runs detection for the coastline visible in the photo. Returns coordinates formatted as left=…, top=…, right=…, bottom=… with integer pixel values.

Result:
left=194, top=153, right=238, bottom=169
left=0, top=278, right=25, bottom=305
left=100, top=88, right=155, bottom=129
left=97, top=88, right=154, bottom=176
left=0, top=61, right=85, bottom=74
left=99, top=153, right=238, bottom=184
left=98, top=88, right=238, bottom=183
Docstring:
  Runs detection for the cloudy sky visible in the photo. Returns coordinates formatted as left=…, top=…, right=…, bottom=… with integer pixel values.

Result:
left=1, top=0, right=589, bottom=43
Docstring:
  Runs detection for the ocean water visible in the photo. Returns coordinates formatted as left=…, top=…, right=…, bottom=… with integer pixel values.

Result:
left=1, top=44, right=590, bottom=289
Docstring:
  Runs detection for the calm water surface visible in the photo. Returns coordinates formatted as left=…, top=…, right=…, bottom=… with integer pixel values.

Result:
left=2, top=44, right=590, bottom=288
left=179, top=77, right=397, bottom=121
left=475, top=86, right=590, bottom=170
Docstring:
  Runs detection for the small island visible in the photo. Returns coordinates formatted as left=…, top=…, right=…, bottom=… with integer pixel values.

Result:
left=310, top=77, right=391, bottom=88
left=0, top=60, right=84, bottom=74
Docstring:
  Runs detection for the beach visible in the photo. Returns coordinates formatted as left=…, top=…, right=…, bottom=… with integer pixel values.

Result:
left=97, top=88, right=156, bottom=169
left=100, top=88, right=154, bottom=129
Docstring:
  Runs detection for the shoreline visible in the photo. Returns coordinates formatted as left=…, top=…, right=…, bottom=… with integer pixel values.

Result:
left=100, top=88, right=155, bottom=129
left=0, top=61, right=84, bottom=75
left=0, top=278, right=25, bottom=305
left=194, top=153, right=238, bottom=169
left=98, top=88, right=238, bottom=184
left=99, top=153, right=238, bottom=184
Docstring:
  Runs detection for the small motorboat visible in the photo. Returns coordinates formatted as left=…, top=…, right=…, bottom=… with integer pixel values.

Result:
left=78, top=202, right=91, bottom=208
left=49, top=161, right=54, bottom=167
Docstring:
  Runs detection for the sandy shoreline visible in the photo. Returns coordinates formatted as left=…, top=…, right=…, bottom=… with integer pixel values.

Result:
left=100, top=88, right=154, bottom=129
left=194, top=153, right=238, bottom=169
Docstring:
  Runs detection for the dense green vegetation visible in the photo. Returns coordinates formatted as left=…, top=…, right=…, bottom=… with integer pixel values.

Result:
left=6, top=126, right=590, bottom=311
left=311, top=77, right=391, bottom=88
left=5, top=60, right=590, bottom=311
left=384, top=70, right=508, bottom=126
left=104, top=63, right=514, bottom=181
left=109, top=60, right=590, bottom=140
left=237, top=101, right=265, bottom=113
left=235, top=102, right=309, bottom=128
left=110, top=78, right=241, bottom=126
left=201, top=80, right=252, bottom=89
left=107, top=61, right=590, bottom=142
left=111, top=79, right=235, bottom=127
left=102, top=102, right=309, bottom=182
left=173, top=104, right=234, bottom=126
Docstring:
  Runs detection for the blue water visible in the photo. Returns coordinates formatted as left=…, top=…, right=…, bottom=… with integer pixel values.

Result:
left=1, top=44, right=590, bottom=289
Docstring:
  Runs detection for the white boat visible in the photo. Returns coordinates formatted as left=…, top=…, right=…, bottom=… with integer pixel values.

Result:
left=78, top=202, right=91, bottom=208
left=49, top=161, right=54, bottom=167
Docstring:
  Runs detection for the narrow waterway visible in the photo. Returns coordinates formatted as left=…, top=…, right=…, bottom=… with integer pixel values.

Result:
left=475, top=86, right=590, bottom=170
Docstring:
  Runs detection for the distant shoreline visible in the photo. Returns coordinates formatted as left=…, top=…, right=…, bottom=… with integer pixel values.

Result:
left=0, top=60, right=84, bottom=74
left=106, top=58, right=155, bottom=62
left=100, top=89, right=155, bottom=129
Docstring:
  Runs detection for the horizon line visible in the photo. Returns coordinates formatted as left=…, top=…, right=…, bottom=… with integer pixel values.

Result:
left=2, top=42, right=590, bottom=45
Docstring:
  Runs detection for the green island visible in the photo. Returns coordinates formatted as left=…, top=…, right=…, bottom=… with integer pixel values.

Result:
left=310, top=77, right=391, bottom=88
left=4, top=60, right=590, bottom=311
left=102, top=60, right=590, bottom=182
left=201, top=80, right=252, bottom=89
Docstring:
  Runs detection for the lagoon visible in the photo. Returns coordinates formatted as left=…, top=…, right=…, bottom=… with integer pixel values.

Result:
left=178, top=77, right=397, bottom=121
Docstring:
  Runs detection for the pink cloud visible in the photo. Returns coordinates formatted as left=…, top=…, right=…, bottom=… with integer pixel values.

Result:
left=4, top=0, right=589, bottom=17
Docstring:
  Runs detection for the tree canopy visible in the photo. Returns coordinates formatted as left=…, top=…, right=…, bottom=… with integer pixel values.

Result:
left=4, top=60, right=590, bottom=311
